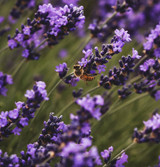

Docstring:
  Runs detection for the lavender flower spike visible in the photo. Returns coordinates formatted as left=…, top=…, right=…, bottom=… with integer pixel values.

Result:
left=55, top=62, right=68, bottom=78
left=0, top=72, right=13, bottom=96
left=0, top=81, right=48, bottom=140
left=133, top=112, right=160, bottom=143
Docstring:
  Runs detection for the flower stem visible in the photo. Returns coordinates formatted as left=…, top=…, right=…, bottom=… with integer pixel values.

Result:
left=100, top=11, right=117, bottom=28
left=12, top=59, right=26, bottom=77
left=92, top=92, right=148, bottom=129
left=0, top=45, right=8, bottom=54
left=34, top=38, right=48, bottom=52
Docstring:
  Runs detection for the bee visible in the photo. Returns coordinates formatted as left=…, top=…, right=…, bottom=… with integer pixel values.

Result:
left=73, top=64, right=97, bottom=81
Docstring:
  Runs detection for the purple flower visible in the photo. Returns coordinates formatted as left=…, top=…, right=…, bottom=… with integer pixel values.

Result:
left=89, top=147, right=102, bottom=165
left=36, top=81, right=46, bottom=89
left=36, top=81, right=49, bottom=101
left=12, top=127, right=21, bottom=135
left=55, top=62, right=68, bottom=78
left=76, top=94, right=104, bottom=120
left=155, top=90, right=160, bottom=101
left=140, top=59, right=155, bottom=72
left=27, top=144, right=36, bottom=158
left=0, top=81, right=48, bottom=140
left=6, top=75, right=13, bottom=84
left=63, top=0, right=79, bottom=5
left=15, top=101, right=24, bottom=109
left=81, top=122, right=91, bottom=135
left=82, top=49, right=93, bottom=59
left=143, top=22, right=160, bottom=50
left=0, top=16, right=4, bottom=24
left=80, top=138, right=92, bottom=148
left=23, top=26, right=31, bottom=36
left=139, top=63, right=148, bottom=72
left=22, top=49, right=29, bottom=58
left=113, top=41, right=125, bottom=53
left=97, top=65, right=106, bottom=73
left=0, top=72, right=13, bottom=96
left=78, top=58, right=88, bottom=67
left=8, top=109, right=19, bottom=120
left=132, top=48, right=141, bottom=59
left=8, top=3, right=85, bottom=60
left=0, top=111, right=8, bottom=127
left=19, top=118, right=29, bottom=127
left=95, top=95, right=104, bottom=105
left=115, top=152, right=128, bottom=167
left=101, top=146, right=113, bottom=162
left=60, top=142, right=80, bottom=157
left=69, top=77, right=80, bottom=87
left=143, top=113, right=160, bottom=130
left=25, top=90, right=35, bottom=99
left=8, top=39, right=17, bottom=49
left=115, top=28, right=131, bottom=42
left=154, top=48, right=160, bottom=58
left=38, top=3, right=54, bottom=13
left=15, top=33, right=24, bottom=42
left=10, top=154, right=19, bottom=163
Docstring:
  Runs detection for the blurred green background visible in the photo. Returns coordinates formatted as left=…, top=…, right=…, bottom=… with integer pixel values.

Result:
left=0, top=0, right=160, bottom=166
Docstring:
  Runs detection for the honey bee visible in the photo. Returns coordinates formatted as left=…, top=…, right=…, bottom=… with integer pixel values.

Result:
left=73, top=64, right=97, bottom=81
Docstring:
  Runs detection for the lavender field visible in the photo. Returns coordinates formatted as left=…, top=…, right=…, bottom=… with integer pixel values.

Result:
left=0, top=0, right=160, bottom=166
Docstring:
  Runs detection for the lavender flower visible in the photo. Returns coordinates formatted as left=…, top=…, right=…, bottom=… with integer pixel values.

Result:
left=101, top=146, right=113, bottom=163
left=55, top=62, right=68, bottom=78
left=0, top=72, right=13, bottom=96
left=0, top=81, right=48, bottom=140
left=9, top=0, right=36, bottom=22
left=61, top=28, right=131, bottom=85
left=143, top=22, right=160, bottom=58
left=133, top=112, right=160, bottom=143
left=115, top=152, right=128, bottom=167
left=0, top=16, right=4, bottom=24
left=8, top=3, right=85, bottom=60
left=100, top=54, right=136, bottom=90
left=76, top=94, right=104, bottom=120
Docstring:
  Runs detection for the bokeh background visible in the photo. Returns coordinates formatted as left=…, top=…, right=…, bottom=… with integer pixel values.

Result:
left=0, top=0, right=160, bottom=166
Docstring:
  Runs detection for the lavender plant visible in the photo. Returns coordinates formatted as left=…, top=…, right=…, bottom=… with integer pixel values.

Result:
left=0, top=0, right=160, bottom=166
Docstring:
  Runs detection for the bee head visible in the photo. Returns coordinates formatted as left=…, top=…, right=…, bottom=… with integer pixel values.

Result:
left=74, top=65, right=81, bottom=70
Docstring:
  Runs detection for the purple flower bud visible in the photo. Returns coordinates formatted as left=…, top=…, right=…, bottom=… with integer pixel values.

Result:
left=114, top=28, right=131, bottom=42
left=8, top=39, right=17, bottom=49
left=55, top=62, right=68, bottom=78
left=97, top=65, right=106, bottom=73
left=19, top=118, right=29, bottom=127
left=0, top=111, right=8, bottom=127
left=12, top=127, right=21, bottom=135
left=132, top=48, right=141, bottom=59
left=8, top=109, right=19, bottom=120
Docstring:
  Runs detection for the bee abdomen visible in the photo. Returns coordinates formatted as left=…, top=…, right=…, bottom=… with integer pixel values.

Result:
left=80, top=75, right=95, bottom=81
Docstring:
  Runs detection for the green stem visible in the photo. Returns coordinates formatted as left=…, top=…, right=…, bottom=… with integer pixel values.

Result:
left=108, top=93, right=147, bottom=116
left=0, top=45, right=8, bottom=54
left=12, top=59, right=26, bottom=77
left=92, top=92, right=147, bottom=129
left=100, top=11, right=117, bottom=28
left=48, top=79, right=62, bottom=97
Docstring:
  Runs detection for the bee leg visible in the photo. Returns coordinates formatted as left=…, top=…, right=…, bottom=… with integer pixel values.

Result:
left=85, top=81, right=88, bottom=85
